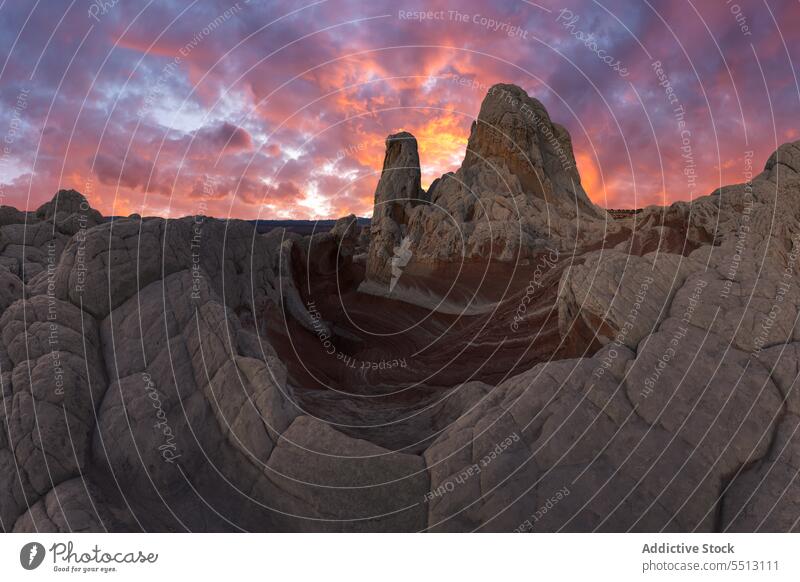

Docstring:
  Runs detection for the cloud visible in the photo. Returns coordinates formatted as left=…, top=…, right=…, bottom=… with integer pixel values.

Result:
left=93, top=151, right=168, bottom=195
left=196, top=121, right=253, bottom=151
left=0, top=0, right=797, bottom=218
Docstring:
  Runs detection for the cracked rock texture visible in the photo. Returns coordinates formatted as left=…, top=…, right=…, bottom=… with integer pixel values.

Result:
left=2, top=85, right=800, bottom=532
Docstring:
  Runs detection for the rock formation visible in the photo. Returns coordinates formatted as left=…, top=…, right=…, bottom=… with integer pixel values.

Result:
left=363, top=132, right=426, bottom=287
left=361, top=84, right=608, bottom=300
left=1, top=85, right=800, bottom=532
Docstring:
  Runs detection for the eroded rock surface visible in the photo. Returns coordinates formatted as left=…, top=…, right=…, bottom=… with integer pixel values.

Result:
left=2, top=84, right=800, bottom=532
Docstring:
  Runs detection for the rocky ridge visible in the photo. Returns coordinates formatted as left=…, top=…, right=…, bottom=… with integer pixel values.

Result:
left=1, top=85, right=799, bottom=532
left=362, top=84, right=608, bottom=296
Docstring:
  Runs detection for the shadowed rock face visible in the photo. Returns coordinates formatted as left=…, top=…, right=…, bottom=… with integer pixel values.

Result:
left=2, top=84, right=800, bottom=532
left=362, top=84, right=610, bottom=296
left=35, top=189, right=103, bottom=236
left=365, top=132, right=426, bottom=286
left=461, top=84, right=599, bottom=217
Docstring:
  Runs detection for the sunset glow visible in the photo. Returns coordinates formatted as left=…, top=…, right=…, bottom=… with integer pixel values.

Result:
left=1, top=0, right=798, bottom=219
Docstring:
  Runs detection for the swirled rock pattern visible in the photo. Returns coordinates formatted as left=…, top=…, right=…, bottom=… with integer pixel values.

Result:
left=2, top=84, right=800, bottom=532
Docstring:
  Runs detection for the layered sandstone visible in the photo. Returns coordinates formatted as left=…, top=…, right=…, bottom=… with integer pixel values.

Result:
left=362, top=84, right=609, bottom=299
left=2, top=86, right=800, bottom=533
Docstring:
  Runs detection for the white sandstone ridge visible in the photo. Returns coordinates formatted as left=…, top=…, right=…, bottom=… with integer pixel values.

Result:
left=361, top=83, right=608, bottom=293
left=3, top=138, right=800, bottom=532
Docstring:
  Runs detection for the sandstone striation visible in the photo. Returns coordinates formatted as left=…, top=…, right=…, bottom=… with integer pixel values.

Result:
left=361, top=85, right=611, bottom=301
left=2, top=84, right=800, bottom=532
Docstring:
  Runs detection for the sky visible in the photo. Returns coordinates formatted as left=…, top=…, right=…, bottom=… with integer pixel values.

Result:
left=0, top=0, right=798, bottom=220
